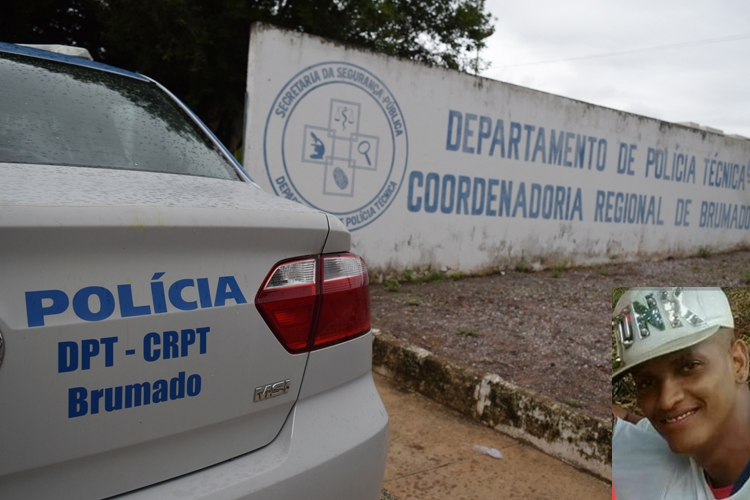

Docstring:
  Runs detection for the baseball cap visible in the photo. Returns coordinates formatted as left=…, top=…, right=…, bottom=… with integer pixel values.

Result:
left=612, top=287, right=734, bottom=379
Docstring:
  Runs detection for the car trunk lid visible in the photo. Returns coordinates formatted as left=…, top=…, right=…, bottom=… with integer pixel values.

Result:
left=0, top=165, right=330, bottom=499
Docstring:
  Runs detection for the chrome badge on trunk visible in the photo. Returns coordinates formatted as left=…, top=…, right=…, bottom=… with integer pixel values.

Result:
left=254, top=380, right=291, bottom=402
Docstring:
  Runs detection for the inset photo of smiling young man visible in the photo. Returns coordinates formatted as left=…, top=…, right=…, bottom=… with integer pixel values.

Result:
left=612, top=287, right=750, bottom=499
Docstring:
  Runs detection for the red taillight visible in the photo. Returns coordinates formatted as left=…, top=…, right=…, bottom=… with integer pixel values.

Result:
left=255, top=253, right=370, bottom=353
left=315, top=254, right=370, bottom=349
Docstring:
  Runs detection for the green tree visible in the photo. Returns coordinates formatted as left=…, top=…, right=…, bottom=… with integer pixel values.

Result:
left=2, top=0, right=494, bottom=149
left=2, top=0, right=106, bottom=56
left=272, top=0, right=494, bottom=72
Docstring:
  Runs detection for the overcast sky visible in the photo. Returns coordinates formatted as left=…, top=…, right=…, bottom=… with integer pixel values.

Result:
left=480, top=0, right=750, bottom=138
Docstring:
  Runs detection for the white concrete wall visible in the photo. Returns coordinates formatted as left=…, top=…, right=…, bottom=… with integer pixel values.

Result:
left=244, top=24, right=750, bottom=275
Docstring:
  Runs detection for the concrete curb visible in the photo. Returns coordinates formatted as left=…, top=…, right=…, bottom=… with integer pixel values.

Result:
left=372, top=332, right=612, bottom=481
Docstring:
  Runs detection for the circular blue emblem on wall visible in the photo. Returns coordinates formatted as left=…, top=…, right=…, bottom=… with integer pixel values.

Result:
left=264, top=62, right=409, bottom=231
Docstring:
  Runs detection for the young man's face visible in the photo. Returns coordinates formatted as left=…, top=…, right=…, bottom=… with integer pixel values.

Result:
left=632, top=331, right=746, bottom=455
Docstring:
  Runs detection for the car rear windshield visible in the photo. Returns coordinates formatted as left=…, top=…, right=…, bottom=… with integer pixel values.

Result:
left=0, top=51, right=240, bottom=180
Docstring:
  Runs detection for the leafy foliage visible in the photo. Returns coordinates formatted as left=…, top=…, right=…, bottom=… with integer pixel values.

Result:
left=2, top=0, right=494, bottom=147
left=2, top=0, right=106, bottom=53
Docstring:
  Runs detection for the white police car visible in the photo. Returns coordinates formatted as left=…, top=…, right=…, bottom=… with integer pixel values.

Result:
left=0, top=43, right=388, bottom=499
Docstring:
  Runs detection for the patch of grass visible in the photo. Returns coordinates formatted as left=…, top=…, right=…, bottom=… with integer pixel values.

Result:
left=609, top=254, right=620, bottom=260
left=392, top=293, right=423, bottom=306
left=456, top=327, right=478, bottom=337
left=698, top=246, right=712, bottom=258
left=418, top=273, right=449, bottom=284
left=741, top=270, right=750, bottom=284
left=384, top=269, right=465, bottom=290
left=515, top=258, right=532, bottom=273
left=551, top=260, right=567, bottom=278
left=406, top=296, right=422, bottom=306
left=598, top=268, right=610, bottom=276
left=384, top=279, right=400, bottom=292
left=412, top=272, right=463, bottom=284
left=563, top=398, right=582, bottom=408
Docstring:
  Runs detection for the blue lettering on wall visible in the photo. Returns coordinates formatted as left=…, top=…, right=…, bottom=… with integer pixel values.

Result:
left=445, top=110, right=607, bottom=172
left=702, top=155, right=746, bottom=191
left=477, top=116, right=493, bottom=155
left=463, top=114, right=477, bottom=154
left=675, top=198, right=692, bottom=227
left=645, top=147, right=698, bottom=185
left=407, top=171, right=424, bottom=212
left=593, top=190, right=665, bottom=225
left=446, top=110, right=462, bottom=151
left=549, top=130, right=564, bottom=165
left=617, top=143, right=637, bottom=176
left=699, top=202, right=750, bottom=229
left=444, top=110, right=747, bottom=196
left=508, top=122, right=522, bottom=160
left=563, top=132, right=575, bottom=167
left=457, top=176, right=471, bottom=214
left=486, top=179, right=499, bottom=216
left=424, top=173, right=440, bottom=213
left=406, top=170, right=583, bottom=221
left=596, top=139, right=607, bottom=171
left=532, top=128, right=546, bottom=163
left=441, top=175, right=456, bottom=213
left=512, top=182, right=527, bottom=218
left=471, top=178, right=486, bottom=215
left=523, top=125, right=536, bottom=161
left=575, top=135, right=587, bottom=168
left=490, top=119, right=505, bottom=157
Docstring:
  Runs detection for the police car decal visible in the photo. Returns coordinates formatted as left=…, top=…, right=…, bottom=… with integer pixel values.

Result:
left=23, top=274, right=248, bottom=418
left=26, top=273, right=247, bottom=327
left=68, top=369, right=204, bottom=418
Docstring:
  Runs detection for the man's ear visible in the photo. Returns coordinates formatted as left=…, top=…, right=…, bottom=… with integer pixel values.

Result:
left=732, top=336, right=749, bottom=384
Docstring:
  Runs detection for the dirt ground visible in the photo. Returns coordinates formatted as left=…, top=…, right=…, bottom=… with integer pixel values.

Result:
left=370, top=249, right=750, bottom=420
left=376, top=372, right=610, bottom=500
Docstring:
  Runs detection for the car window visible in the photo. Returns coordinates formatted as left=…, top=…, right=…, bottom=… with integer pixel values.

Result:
left=0, top=51, right=239, bottom=180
